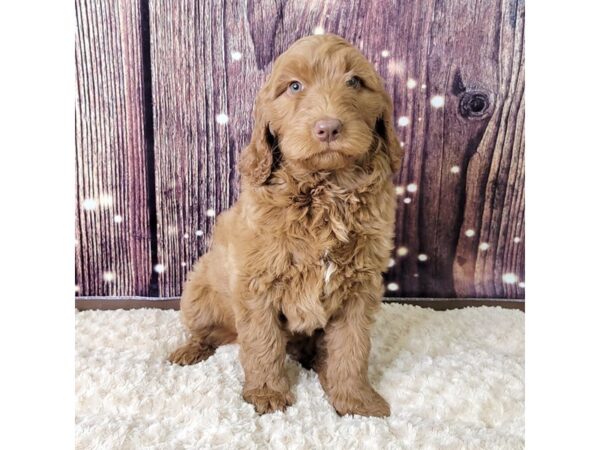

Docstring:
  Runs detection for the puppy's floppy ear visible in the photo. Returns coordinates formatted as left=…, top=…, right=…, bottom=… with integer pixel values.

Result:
left=376, top=96, right=404, bottom=173
left=238, top=87, right=275, bottom=186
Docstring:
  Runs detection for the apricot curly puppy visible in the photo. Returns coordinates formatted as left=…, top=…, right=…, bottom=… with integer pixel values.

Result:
left=169, top=34, right=403, bottom=417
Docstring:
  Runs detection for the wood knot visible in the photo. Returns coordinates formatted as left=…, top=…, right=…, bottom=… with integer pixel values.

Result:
left=459, top=90, right=492, bottom=119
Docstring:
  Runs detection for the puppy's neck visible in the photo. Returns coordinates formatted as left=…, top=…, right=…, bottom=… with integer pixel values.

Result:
left=276, top=159, right=359, bottom=190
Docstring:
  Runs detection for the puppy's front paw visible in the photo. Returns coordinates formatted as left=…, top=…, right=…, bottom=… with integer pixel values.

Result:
left=243, top=387, right=295, bottom=414
left=331, top=386, right=390, bottom=418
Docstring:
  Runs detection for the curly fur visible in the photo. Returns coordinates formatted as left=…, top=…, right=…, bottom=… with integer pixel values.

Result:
left=169, top=34, right=404, bottom=417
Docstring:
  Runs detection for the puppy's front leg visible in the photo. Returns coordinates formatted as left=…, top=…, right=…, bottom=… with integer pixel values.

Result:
left=318, top=288, right=390, bottom=417
left=237, top=303, right=294, bottom=414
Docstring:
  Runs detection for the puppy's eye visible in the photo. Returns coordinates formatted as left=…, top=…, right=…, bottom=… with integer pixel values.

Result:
left=346, top=76, right=362, bottom=89
left=288, top=81, right=303, bottom=94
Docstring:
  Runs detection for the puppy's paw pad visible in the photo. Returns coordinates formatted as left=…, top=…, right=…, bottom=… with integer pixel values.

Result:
left=243, top=388, right=295, bottom=414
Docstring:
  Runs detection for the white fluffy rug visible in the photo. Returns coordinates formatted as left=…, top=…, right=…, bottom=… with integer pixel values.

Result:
left=75, top=304, right=524, bottom=449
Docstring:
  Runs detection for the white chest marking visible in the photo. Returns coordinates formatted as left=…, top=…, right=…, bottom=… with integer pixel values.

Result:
left=324, top=261, right=336, bottom=285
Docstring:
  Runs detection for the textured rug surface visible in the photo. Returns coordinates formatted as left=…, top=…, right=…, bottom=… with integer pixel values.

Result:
left=75, top=304, right=524, bottom=449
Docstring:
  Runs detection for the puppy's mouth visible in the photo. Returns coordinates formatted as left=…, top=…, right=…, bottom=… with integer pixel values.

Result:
left=313, top=138, right=354, bottom=154
left=303, top=148, right=354, bottom=170
left=311, top=142, right=351, bottom=158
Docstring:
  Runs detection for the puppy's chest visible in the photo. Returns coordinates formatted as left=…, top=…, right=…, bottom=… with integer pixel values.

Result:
left=290, top=187, right=364, bottom=264
left=277, top=187, right=375, bottom=333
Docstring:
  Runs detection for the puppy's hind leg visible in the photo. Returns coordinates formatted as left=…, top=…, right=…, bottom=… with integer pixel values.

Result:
left=169, top=325, right=235, bottom=365
left=169, top=259, right=236, bottom=366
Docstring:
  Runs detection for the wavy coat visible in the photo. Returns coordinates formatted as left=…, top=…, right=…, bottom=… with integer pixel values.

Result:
left=169, top=34, right=404, bottom=417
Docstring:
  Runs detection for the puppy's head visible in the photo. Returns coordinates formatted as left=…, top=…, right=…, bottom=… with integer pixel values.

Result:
left=239, top=34, right=402, bottom=186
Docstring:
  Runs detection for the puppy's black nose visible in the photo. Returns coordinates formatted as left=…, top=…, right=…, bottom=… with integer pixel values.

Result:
left=313, top=118, right=342, bottom=142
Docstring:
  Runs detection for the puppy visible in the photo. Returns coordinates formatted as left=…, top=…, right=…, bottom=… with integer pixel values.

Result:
left=169, top=34, right=403, bottom=417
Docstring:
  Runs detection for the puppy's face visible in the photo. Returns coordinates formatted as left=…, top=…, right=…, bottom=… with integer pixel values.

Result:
left=266, top=36, right=387, bottom=171
left=239, top=35, right=402, bottom=185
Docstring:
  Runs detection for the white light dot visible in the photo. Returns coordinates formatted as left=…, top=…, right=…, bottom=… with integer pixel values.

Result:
left=195, top=230, right=204, bottom=237
left=388, top=258, right=396, bottom=268
left=518, top=282, right=525, bottom=288
left=514, top=237, right=522, bottom=243
left=103, top=271, right=115, bottom=282
left=395, top=186, right=405, bottom=195
left=75, top=285, right=80, bottom=293
left=406, top=78, right=417, bottom=89
left=313, top=26, right=325, bottom=35
left=82, top=198, right=97, bottom=211
left=465, top=229, right=475, bottom=237
left=381, top=50, right=390, bottom=58
left=430, top=95, right=445, bottom=108
left=397, top=116, right=410, bottom=127
left=206, top=208, right=216, bottom=217
left=403, top=197, right=412, bottom=204
left=479, top=242, right=490, bottom=251
left=417, top=117, right=422, bottom=122
left=231, top=51, right=242, bottom=61
left=397, top=246, right=409, bottom=257
left=183, top=233, right=189, bottom=239
left=421, top=84, right=427, bottom=90
left=502, top=273, right=518, bottom=284
left=406, top=183, right=418, bottom=193
left=181, top=262, right=187, bottom=267
left=387, top=60, right=405, bottom=75
left=113, top=215, right=123, bottom=223
left=417, top=253, right=428, bottom=262
left=99, top=194, right=113, bottom=207
left=400, top=141, right=405, bottom=147
left=387, top=282, right=399, bottom=291
left=450, top=165, right=460, bottom=174
left=154, top=264, right=165, bottom=274
left=413, top=273, right=419, bottom=278
left=216, top=113, right=229, bottom=125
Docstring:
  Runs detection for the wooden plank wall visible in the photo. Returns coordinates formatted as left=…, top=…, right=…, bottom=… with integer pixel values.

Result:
left=75, top=0, right=153, bottom=296
left=75, top=0, right=525, bottom=300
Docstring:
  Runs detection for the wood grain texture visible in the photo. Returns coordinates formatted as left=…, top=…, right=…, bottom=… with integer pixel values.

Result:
left=75, top=0, right=524, bottom=299
left=381, top=0, right=526, bottom=298
left=75, top=0, right=153, bottom=296
left=146, top=0, right=525, bottom=298
left=148, top=1, right=234, bottom=296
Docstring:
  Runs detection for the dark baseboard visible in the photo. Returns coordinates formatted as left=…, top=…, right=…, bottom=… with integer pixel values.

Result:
left=75, top=297, right=524, bottom=312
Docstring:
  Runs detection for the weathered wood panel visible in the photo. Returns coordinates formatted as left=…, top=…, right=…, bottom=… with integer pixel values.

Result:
left=148, top=1, right=233, bottom=296
left=72, top=0, right=525, bottom=299
left=382, top=0, right=526, bottom=298
left=147, top=0, right=524, bottom=299
left=75, top=0, right=153, bottom=296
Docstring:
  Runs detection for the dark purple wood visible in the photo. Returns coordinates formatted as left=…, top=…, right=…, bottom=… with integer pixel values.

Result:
left=75, top=0, right=525, bottom=299
left=75, top=0, right=153, bottom=296
left=147, top=0, right=525, bottom=299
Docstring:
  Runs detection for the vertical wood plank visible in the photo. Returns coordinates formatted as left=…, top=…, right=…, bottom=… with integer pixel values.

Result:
left=452, top=0, right=525, bottom=298
left=385, top=0, right=526, bottom=299
left=147, top=0, right=525, bottom=299
left=149, top=1, right=221, bottom=297
left=75, top=0, right=153, bottom=296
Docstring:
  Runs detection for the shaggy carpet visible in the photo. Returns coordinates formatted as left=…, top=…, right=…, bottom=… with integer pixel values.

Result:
left=75, top=304, right=524, bottom=449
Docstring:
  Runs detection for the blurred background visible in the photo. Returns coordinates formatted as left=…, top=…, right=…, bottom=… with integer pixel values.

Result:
left=75, top=0, right=524, bottom=301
